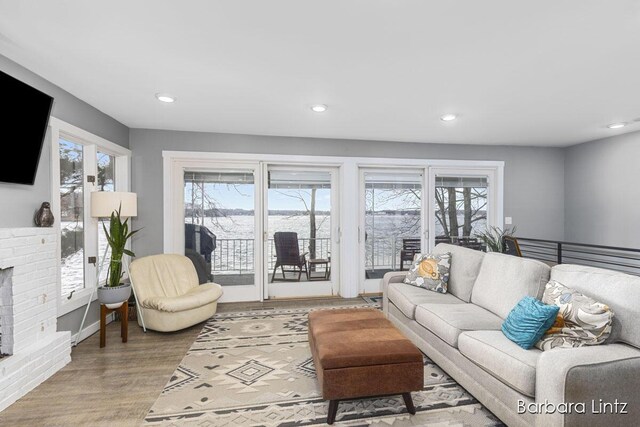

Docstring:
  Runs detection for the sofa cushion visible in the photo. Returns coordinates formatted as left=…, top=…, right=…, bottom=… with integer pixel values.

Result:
left=388, top=282, right=464, bottom=319
left=415, top=303, right=503, bottom=348
left=458, top=330, right=541, bottom=397
left=536, top=280, right=613, bottom=350
left=502, top=296, right=559, bottom=350
left=471, top=252, right=550, bottom=319
left=142, top=283, right=223, bottom=312
left=551, top=264, right=640, bottom=349
left=404, top=252, right=451, bottom=293
left=432, top=243, right=485, bottom=302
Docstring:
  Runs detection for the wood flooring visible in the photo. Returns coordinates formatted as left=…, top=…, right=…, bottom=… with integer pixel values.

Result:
left=0, top=297, right=369, bottom=426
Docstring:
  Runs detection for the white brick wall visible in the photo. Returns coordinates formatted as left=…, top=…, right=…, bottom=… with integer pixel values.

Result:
left=0, top=228, right=71, bottom=412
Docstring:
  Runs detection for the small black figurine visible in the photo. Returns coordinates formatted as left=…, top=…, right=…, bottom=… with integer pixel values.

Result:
left=35, top=202, right=54, bottom=227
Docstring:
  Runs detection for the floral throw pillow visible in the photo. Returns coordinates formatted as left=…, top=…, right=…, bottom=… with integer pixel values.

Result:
left=404, top=252, right=451, bottom=293
left=535, top=280, right=614, bottom=351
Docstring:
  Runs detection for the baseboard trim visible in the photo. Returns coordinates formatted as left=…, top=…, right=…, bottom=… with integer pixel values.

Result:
left=71, top=313, right=113, bottom=345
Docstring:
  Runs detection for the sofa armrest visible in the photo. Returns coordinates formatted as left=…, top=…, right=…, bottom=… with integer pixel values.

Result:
left=382, top=271, right=406, bottom=315
left=535, top=344, right=640, bottom=427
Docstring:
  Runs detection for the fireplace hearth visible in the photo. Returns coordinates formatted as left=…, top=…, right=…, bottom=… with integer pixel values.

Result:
left=0, top=228, right=71, bottom=412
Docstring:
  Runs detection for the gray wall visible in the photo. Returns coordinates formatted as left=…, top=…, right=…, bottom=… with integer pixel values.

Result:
left=0, top=54, right=129, bottom=337
left=0, top=54, right=129, bottom=228
left=129, top=129, right=566, bottom=257
left=565, top=130, right=640, bottom=247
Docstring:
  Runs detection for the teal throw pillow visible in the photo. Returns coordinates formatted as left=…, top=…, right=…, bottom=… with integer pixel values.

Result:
left=502, top=296, right=559, bottom=350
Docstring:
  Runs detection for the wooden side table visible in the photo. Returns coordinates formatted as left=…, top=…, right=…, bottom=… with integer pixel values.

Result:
left=308, top=258, right=331, bottom=281
left=100, top=303, right=128, bottom=348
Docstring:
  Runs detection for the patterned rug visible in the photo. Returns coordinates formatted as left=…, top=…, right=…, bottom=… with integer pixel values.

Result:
left=144, top=304, right=502, bottom=426
left=361, top=295, right=383, bottom=305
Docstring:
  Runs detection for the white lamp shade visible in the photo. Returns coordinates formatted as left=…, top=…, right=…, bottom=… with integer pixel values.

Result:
left=91, top=191, right=138, bottom=218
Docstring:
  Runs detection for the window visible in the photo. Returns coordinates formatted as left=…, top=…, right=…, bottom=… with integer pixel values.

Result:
left=428, top=166, right=501, bottom=252
left=434, top=176, right=488, bottom=244
left=184, top=170, right=256, bottom=287
left=59, top=139, right=85, bottom=298
left=363, top=171, right=422, bottom=278
left=50, top=118, right=131, bottom=316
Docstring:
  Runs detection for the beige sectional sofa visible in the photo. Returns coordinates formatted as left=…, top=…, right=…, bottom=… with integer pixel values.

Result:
left=382, top=243, right=640, bottom=427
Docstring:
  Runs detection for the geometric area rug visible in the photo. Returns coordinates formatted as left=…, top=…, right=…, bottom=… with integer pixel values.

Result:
left=144, top=304, right=503, bottom=426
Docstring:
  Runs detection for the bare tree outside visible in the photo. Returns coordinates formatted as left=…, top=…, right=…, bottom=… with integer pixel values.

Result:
left=185, top=178, right=253, bottom=233
left=273, top=188, right=330, bottom=260
left=434, top=185, right=487, bottom=239
left=364, top=174, right=422, bottom=274
left=364, top=174, right=488, bottom=277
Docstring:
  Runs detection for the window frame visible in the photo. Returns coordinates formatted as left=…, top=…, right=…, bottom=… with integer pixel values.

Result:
left=50, top=117, right=131, bottom=317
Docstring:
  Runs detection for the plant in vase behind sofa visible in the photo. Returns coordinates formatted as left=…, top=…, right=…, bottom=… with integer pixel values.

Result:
left=476, top=226, right=516, bottom=252
left=98, top=205, right=140, bottom=308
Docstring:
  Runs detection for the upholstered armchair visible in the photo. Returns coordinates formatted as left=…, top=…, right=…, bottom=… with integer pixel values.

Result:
left=129, top=254, right=223, bottom=332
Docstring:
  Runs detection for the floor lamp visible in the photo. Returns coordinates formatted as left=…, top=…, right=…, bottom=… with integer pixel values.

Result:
left=74, top=191, right=146, bottom=347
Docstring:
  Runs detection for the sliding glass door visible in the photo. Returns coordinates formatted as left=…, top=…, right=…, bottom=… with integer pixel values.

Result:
left=167, top=154, right=503, bottom=301
left=180, top=164, right=340, bottom=301
left=359, top=165, right=500, bottom=294
left=264, top=166, right=339, bottom=298
left=360, top=169, right=424, bottom=293
left=183, top=166, right=261, bottom=302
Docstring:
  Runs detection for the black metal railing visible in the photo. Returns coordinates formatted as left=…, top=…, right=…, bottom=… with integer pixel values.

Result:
left=516, top=237, right=640, bottom=276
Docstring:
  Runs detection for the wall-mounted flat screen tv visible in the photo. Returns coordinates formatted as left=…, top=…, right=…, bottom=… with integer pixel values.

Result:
left=0, top=70, right=54, bottom=185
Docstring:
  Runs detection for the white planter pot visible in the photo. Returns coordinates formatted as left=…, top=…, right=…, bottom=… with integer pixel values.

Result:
left=97, top=284, right=132, bottom=308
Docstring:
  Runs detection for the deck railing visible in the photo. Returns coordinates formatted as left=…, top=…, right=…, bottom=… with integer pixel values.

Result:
left=212, top=236, right=422, bottom=274
left=212, top=237, right=332, bottom=274
left=517, top=237, right=640, bottom=276
left=365, top=236, right=426, bottom=271
left=211, top=235, right=640, bottom=277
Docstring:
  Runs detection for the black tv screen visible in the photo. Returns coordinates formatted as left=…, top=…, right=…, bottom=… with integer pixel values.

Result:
left=0, top=70, right=54, bottom=185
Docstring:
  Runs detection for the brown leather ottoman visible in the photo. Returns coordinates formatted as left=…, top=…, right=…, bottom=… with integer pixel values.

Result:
left=308, top=308, right=424, bottom=424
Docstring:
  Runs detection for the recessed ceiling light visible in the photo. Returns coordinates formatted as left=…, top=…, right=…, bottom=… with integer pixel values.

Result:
left=311, top=104, right=327, bottom=113
left=155, top=93, right=175, bottom=103
left=607, top=122, right=626, bottom=129
left=440, top=113, right=457, bottom=122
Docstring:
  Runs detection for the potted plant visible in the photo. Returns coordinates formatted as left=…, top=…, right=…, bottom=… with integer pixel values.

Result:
left=97, top=205, right=140, bottom=309
left=476, top=226, right=517, bottom=253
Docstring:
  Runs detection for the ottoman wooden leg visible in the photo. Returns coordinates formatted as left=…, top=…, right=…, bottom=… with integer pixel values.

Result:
left=327, top=400, right=339, bottom=425
left=402, top=392, right=416, bottom=414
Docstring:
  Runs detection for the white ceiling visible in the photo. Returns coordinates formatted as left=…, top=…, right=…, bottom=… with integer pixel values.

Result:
left=1, top=0, right=640, bottom=147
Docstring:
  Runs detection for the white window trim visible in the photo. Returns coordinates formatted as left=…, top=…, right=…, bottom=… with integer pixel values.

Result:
left=50, top=117, right=131, bottom=317
left=163, top=150, right=504, bottom=299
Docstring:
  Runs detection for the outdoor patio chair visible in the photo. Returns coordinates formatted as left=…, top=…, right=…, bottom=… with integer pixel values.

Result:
left=458, top=236, right=484, bottom=251
left=400, top=238, right=421, bottom=270
left=502, top=236, right=523, bottom=257
left=271, top=231, right=309, bottom=282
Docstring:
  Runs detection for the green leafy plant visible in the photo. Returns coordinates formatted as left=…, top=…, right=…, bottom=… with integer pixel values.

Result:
left=476, top=226, right=517, bottom=253
left=103, top=204, right=140, bottom=287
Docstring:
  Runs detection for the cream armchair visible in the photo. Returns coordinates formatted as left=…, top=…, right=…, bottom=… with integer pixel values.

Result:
left=129, top=254, right=223, bottom=332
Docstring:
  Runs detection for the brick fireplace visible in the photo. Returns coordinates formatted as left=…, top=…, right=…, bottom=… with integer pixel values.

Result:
left=0, top=228, right=71, bottom=412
